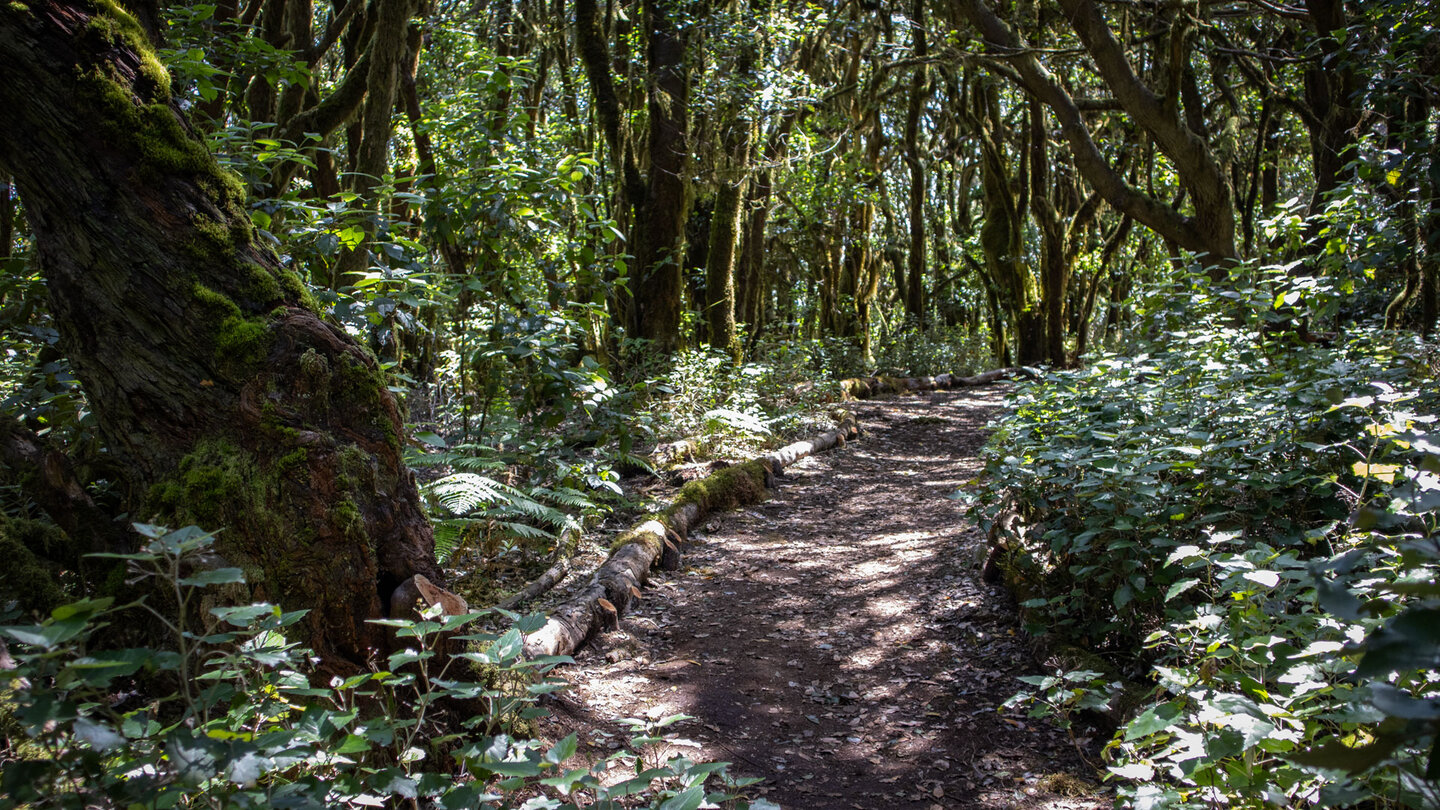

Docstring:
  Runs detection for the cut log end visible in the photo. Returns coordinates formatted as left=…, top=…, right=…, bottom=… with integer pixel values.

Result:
left=659, top=535, right=683, bottom=571
left=389, top=573, right=468, bottom=620
left=596, top=597, right=619, bottom=631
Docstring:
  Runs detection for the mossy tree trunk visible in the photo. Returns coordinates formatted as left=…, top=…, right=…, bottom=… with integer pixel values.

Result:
left=331, top=0, right=415, bottom=287
left=631, top=0, right=691, bottom=352
left=952, top=0, right=1240, bottom=266
left=0, top=0, right=443, bottom=669
left=705, top=36, right=754, bottom=361
left=1028, top=99, right=1102, bottom=368
left=901, top=0, right=928, bottom=328
left=1, top=172, right=13, bottom=256
left=970, top=78, right=1046, bottom=365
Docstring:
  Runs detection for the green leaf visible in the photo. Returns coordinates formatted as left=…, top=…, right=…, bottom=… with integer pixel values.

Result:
left=658, top=785, right=704, bottom=810
left=1289, top=734, right=1405, bottom=773
left=50, top=598, right=113, bottom=621
left=1125, top=702, right=1183, bottom=741
left=1165, top=578, right=1201, bottom=601
left=178, top=568, right=246, bottom=587
left=480, top=760, right=543, bottom=777
left=544, top=733, right=578, bottom=765
left=335, top=734, right=370, bottom=754
left=489, top=628, right=523, bottom=662
left=1242, top=570, right=1280, bottom=588
left=1369, top=684, right=1440, bottom=720
left=73, top=718, right=125, bottom=751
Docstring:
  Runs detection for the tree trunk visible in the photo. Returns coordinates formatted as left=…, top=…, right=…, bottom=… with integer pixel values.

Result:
left=0, top=172, right=12, bottom=257
left=902, top=0, right=929, bottom=327
left=631, top=0, right=691, bottom=351
left=705, top=39, right=754, bottom=360
left=706, top=178, right=745, bottom=359
left=1301, top=0, right=1360, bottom=215
left=0, top=0, right=444, bottom=670
left=951, top=0, right=1238, bottom=265
left=332, top=0, right=415, bottom=285
left=971, top=79, right=1045, bottom=365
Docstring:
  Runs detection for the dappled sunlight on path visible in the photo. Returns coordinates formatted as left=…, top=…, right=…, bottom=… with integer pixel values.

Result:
left=539, top=389, right=1110, bottom=809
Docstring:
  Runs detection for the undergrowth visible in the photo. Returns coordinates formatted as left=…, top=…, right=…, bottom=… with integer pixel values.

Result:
left=0, top=524, right=775, bottom=809
left=973, top=265, right=1440, bottom=807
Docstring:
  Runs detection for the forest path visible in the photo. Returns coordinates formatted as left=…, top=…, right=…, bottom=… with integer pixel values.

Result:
left=538, top=389, right=1108, bottom=809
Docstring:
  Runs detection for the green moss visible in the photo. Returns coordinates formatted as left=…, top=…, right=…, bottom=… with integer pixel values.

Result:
left=192, top=282, right=240, bottom=319
left=335, top=355, right=399, bottom=444
left=332, top=497, right=364, bottom=541
left=216, top=314, right=268, bottom=370
left=8, top=2, right=31, bottom=13
left=72, top=19, right=245, bottom=209
left=86, top=0, right=170, bottom=98
left=243, top=262, right=284, bottom=305
left=152, top=439, right=250, bottom=516
left=673, top=461, right=769, bottom=515
left=81, top=72, right=212, bottom=177
left=272, top=447, right=308, bottom=473
left=191, top=217, right=232, bottom=254
left=0, top=516, right=70, bottom=615
left=147, top=439, right=281, bottom=586
left=299, top=348, right=328, bottom=380
left=284, top=274, right=317, bottom=310
left=609, top=521, right=666, bottom=554
left=336, top=445, right=370, bottom=489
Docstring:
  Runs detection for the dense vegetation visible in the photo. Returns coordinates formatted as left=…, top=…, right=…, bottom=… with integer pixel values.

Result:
left=0, top=0, right=1436, bottom=805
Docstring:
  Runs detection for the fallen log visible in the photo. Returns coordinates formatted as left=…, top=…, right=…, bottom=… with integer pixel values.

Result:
left=837, top=367, right=1036, bottom=400
left=522, top=417, right=859, bottom=658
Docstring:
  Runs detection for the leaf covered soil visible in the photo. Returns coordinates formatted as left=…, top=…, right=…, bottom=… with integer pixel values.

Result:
left=536, top=388, right=1110, bottom=808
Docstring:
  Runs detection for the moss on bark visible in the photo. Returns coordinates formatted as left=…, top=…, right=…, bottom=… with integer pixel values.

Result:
left=1, top=0, right=445, bottom=668
left=0, top=515, right=71, bottom=615
left=674, top=461, right=769, bottom=515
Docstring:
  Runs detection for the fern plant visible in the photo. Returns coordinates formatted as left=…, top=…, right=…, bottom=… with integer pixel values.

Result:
left=421, top=472, right=582, bottom=564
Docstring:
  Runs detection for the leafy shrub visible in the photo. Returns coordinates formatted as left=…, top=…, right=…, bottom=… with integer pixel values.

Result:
left=642, top=347, right=835, bottom=453
left=871, top=322, right=993, bottom=378
left=0, top=524, right=772, bottom=809
left=973, top=322, right=1440, bottom=807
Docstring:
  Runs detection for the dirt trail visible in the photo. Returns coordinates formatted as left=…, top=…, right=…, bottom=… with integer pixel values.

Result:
left=538, top=389, right=1109, bottom=809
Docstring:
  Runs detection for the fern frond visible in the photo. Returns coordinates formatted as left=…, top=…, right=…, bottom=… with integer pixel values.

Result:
left=410, top=450, right=508, bottom=472
left=495, top=521, right=554, bottom=541
left=495, top=496, right=572, bottom=530
left=425, top=473, right=528, bottom=516
left=533, top=486, right=597, bottom=511
left=431, top=518, right=475, bottom=564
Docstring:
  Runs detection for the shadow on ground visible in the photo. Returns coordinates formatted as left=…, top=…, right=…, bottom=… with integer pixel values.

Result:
left=537, top=388, right=1109, bottom=809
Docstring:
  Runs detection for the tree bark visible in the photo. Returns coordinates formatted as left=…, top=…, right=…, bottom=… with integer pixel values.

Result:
left=632, top=0, right=691, bottom=351
left=0, top=172, right=12, bottom=257
left=0, top=0, right=444, bottom=669
left=1300, top=0, right=1360, bottom=214
left=706, top=39, right=754, bottom=360
left=332, top=0, right=415, bottom=285
left=969, top=78, right=1045, bottom=365
left=902, top=0, right=929, bottom=327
